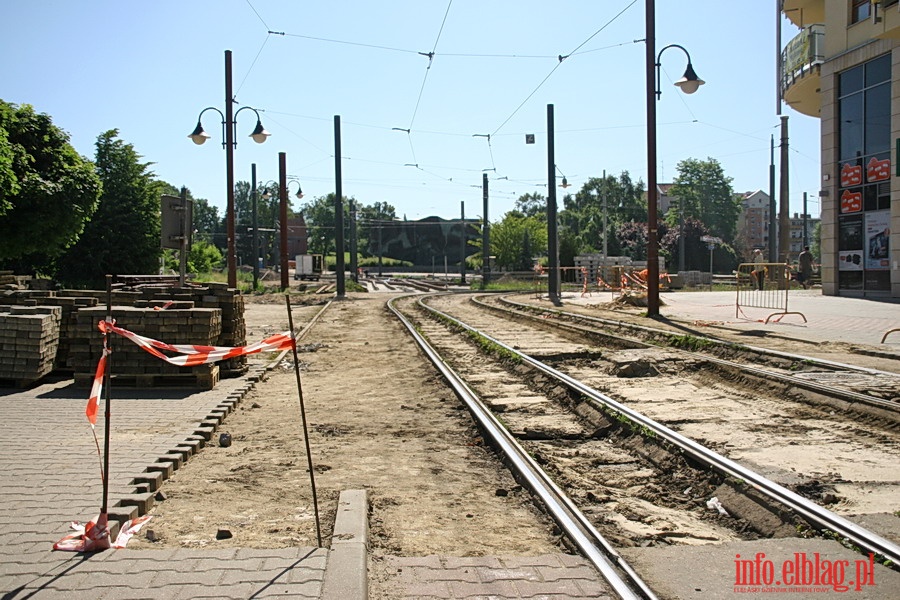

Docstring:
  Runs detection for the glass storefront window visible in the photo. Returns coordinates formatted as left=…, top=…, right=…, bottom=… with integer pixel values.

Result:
left=837, top=54, right=891, bottom=293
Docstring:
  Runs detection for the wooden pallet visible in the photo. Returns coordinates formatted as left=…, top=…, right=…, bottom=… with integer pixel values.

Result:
left=74, top=365, right=219, bottom=390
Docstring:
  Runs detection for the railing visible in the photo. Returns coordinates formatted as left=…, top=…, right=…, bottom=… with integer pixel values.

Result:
left=735, top=262, right=807, bottom=324
left=781, top=23, right=824, bottom=92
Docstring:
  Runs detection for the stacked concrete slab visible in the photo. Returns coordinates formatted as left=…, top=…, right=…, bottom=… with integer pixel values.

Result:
left=69, top=303, right=222, bottom=389
left=0, top=282, right=247, bottom=388
left=0, top=305, right=62, bottom=385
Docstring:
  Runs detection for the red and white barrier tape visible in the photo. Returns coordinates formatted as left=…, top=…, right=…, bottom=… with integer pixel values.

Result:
left=85, top=320, right=294, bottom=425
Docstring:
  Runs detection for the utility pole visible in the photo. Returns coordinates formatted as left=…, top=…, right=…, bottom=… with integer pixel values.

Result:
left=779, top=115, right=791, bottom=266
left=769, top=135, right=777, bottom=262
left=481, top=173, right=489, bottom=289
left=802, top=192, right=808, bottom=248
left=350, top=200, right=358, bottom=282
left=459, top=201, right=466, bottom=284
left=602, top=169, right=608, bottom=259
left=279, top=152, right=288, bottom=291
left=547, top=104, right=560, bottom=305
left=251, top=163, right=258, bottom=291
left=334, top=115, right=345, bottom=298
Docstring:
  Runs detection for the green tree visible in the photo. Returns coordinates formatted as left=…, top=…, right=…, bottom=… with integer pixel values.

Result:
left=0, top=101, right=102, bottom=272
left=668, top=157, right=739, bottom=242
left=559, top=172, right=646, bottom=258
left=358, top=201, right=397, bottom=257
left=514, top=192, right=546, bottom=220
left=490, top=211, right=548, bottom=270
left=300, top=194, right=356, bottom=258
left=54, top=130, right=161, bottom=288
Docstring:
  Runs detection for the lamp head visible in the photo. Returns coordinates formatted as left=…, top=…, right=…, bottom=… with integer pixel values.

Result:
left=188, top=121, right=210, bottom=145
left=559, top=177, right=570, bottom=189
left=674, top=62, right=705, bottom=94
left=261, top=188, right=272, bottom=200
left=295, top=186, right=304, bottom=200
left=249, top=118, right=271, bottom=144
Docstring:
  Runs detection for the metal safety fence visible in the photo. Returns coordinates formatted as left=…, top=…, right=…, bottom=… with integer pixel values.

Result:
left=735, top=262, right=806, bottom=323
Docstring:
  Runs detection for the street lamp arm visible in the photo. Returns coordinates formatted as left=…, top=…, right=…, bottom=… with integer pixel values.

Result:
left=233, top=105, right=271, bottom=144
left=655, top=43, right=704, bottom=98
left=188, top=107, right=226, bottom=147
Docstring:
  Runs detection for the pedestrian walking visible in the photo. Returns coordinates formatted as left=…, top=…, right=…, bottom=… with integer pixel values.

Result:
left=752, top=249, right=766, bottom=291
left=798, top=246, right=814, bottom=289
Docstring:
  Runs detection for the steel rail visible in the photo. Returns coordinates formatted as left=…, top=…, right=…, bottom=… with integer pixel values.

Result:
left=487, top=295, right=899, bottom=414
left=418, top=296, right=900, bottom=567
left=387, top=295, right=656, bottom=600
left=497, top=294, right=899, bottom=378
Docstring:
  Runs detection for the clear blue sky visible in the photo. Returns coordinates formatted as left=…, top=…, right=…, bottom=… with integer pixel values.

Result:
left=1, top=1, right=821, bottom=223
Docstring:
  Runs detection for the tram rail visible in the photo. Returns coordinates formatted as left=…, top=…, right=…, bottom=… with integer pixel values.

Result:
left=391, top=292, right=900, bottom=589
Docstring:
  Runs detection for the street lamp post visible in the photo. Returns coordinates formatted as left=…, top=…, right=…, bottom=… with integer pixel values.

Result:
left=188, top=50, right=270, bottom=289
left=645, top=0, right=704, bottom=316
left=261, top=176, right=303, bottom=290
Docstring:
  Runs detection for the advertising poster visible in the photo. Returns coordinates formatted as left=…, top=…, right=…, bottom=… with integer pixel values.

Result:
left=865, top=210, right=890, bottom=270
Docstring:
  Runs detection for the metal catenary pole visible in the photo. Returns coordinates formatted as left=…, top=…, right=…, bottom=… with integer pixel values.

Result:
left=546, top=104, right=559, bottom=305
left=334, top=116, right=345, bottom=297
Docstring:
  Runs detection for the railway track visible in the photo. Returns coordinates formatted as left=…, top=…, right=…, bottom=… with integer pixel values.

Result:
left=388, top=292, right=900, bottom=597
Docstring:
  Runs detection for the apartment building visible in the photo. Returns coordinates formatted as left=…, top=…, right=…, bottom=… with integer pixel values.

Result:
left=781, top=0, right=898, bottom=297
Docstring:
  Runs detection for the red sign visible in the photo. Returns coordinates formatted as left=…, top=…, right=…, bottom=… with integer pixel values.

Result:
left=840, top=190, right=862, bottom=213
left=866, top=157, right=890, bottom=182
left=840, top=163, right=862, bottom=187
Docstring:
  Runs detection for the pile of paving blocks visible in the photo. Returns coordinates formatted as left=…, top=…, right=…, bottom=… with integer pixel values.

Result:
left=0, top=305, right=62, bottom=385
left=0, top=282, right=246, bottom=388
left=69, top=304, right=223, bottom=389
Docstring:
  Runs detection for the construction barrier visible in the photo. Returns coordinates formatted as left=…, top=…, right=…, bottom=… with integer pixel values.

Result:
left=735, top=262, right=806, bottom=324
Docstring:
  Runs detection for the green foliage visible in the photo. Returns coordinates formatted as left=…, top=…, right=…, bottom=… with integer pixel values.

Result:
left=668, top=157, right=739, bottom=243
left=0, top=101, right=102, bottom=270
left=188, top=240, right=224, bottom=273
left=514, top=192, right=547, bottom=220
left=54, top=130, right=162, bottom=288
left=490, top=211, right=547, bottom=270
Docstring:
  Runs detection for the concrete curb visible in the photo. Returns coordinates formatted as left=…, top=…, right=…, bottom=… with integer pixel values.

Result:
left=321, top=489, right=368, bottom=600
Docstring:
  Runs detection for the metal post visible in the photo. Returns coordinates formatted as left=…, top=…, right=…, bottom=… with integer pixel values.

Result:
left=769, top=135, right=777, bottom=262
left=179, top=186, right=188, bottom=288
left=279, top=152, right=289, bottom=291
left=602, top=169, right=608, bottom=259
left=678, top=199, right=685, bottom=272
left=481, top=172, right=489, bottom=290
left=802, top=191, right=808, bottom=248
left=334, top=115, right=345, bottom=298
left=251, top=163, right=258, bottom=291
left=645, top=0, right=660, bottom=316
left=547, top=104, right=560, bottom=305
left=350, top=200, right=358, bottom=282
left=224, top=50, right=237, bottom=288
left=459, top=201, right=466, bottom=284
left=779, top=115, right=791, bottom=266
left=377, top=225, right=383, bottom=277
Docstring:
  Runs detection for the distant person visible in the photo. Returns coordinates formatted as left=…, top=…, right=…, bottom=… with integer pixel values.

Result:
left=798, top=246, right=813, bottom=289
left=751, top=249, right=766, bottom=291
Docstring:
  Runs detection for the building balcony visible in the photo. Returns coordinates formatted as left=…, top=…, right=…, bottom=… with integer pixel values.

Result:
left=781, top=0, right=824, bottom=28
left=874, top=0, right=900, bottom=40
left=781, top=24, right=824, bottom=117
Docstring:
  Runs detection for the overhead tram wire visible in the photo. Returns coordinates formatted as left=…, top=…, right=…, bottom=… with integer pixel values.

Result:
left=472, top=134, right=497, bottom=173
left=244, top=0, right=270, bottom=30
left=489, top=0, right=638, bottom=137
left=234, top=33, right=273, bottom=98
left=407, top=0, right=454, bottom=131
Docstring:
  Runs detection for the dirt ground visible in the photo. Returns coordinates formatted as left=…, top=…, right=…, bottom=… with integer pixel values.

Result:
left=128, top=291, right=563, bottom=567
left=126, top=289, right=898, bottom=565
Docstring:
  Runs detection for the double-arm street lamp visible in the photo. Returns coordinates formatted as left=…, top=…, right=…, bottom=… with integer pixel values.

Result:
left=188, top=50, right=270, bottom=288
left=645, top=0, right=704, bottom=316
